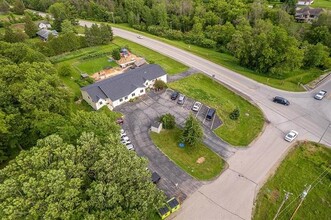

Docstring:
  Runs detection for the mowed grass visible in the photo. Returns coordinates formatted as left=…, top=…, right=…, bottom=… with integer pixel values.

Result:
left=150, top=128, right=224, bottom=180
left=74, top=57, right=117, bottom=74
left=254, top=142, right=331, bottom=220
left=112, top=23, right=325, bottom=91
left=313, top=0, right=331, bottom=9
left=169, top=74, right=264, bottom=146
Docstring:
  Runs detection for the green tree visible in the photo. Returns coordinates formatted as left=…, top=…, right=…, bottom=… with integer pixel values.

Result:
left=181, top=114, right=203, bottom=147
left=303, top=43, right=329, bottom=68
left=154, top=79, right=167, bottom=90
left=12, top=0, right=25, bottom=15
left=57, top=63, right=76, bottom=77
left=160, top=113, right=175, bottom=129
left=112, top=48, right=121, bottom=60
left=4, top=28, right=28, bottom=43
left=61, top=19, right=75, bottom=34
left=24, top=14, right=38, bottom=38
left=0, top=0, right=9, bottom=13
left=0, top=133, right=164, bottom=219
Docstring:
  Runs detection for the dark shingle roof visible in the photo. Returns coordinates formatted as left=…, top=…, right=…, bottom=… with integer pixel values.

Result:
left=81, top=64, right=166, bottom=102
left=296, top=7, right=324, bottom=16
left=36, top=29, right=58, bottom=39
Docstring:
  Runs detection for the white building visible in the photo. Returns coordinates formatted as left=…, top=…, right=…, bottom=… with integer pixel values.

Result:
left=81, top=64, right=167, bottom=110
left=297, top=0, right=314, bottom=5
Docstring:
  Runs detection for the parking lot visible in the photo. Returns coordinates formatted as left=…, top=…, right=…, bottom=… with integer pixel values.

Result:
left=115, top=89, right=236, bottom=199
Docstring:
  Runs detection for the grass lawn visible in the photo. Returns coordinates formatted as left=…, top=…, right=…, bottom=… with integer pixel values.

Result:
left=150, top=127, right=224, bottom=180
left=169, top=74, right=264, bottom=146
left=74, top=56, right=117, bottom=74
left=112, top=23, right=326, bottom=92
left=254, top=142, right=331, bottom=220
left=313, top=0, right=331, bottom=9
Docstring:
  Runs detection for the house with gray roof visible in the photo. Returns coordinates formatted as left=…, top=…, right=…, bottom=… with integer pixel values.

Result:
left=36, top=29, right=58, bottom=41
left=81, top=64, right=167, bottom=110
left=295, top=7, right=325, bottom=22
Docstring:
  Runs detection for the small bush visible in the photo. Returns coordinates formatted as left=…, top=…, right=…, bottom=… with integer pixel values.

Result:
left=229, top=108, right=240, bottom=120
left=160, top=113, right=175, bottom=129
left=57, top=63, right=76, bottom=77
left=154, top=79, right=167, bottom=90
left=112, top=48, right=121, bottom=60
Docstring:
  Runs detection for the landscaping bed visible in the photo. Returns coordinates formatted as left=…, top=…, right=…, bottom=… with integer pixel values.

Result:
left=150, top=127, right=224, bottom=180
left=254, top=142, right=331, bottom=220
left=169, top=74, right=264, bottom=146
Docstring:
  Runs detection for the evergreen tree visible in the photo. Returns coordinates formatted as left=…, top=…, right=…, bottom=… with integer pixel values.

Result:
left=12, top=0, right=25, bottom=15
left=181, top=114, right=203, bottom=147
left=61, top=19, right=75, bottom=34
left=0, top=0, right=10, bottom=13
left=24, top=14, right=38, bottom=38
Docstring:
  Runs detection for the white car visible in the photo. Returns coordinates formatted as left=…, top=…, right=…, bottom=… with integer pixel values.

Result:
left=284, top=130, right=298, bottom=142
left=126, top=144, right=135, bottom=151
left=121, top=136, right=130, bottom=142
left=314, top=90, right=327, bottom=100
left=121, top=139, right=131, bottom=145
left=137, top=35, right=143, bottom=39
left=192, top=101, right=202, bottom=112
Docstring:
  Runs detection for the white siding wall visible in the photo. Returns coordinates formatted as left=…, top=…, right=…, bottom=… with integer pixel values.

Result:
left=81, top=90, right=109, bottom=110
left=112, top=87, right=146, bottom=108
left=157, top=75, right=167, bottom=83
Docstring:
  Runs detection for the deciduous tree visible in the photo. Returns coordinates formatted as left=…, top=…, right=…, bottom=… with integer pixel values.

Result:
left=0, top=133, right=164, bottom=219
left=24, top=14, right=38, bottom=38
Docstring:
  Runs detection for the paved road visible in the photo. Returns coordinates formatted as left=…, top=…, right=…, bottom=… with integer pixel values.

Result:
left=105, top=26, right=331, bottom=219
left=33, top=14, right=330, bottom=219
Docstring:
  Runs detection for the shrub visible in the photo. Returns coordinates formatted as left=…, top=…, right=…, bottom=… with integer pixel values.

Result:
left=229, top=108, right=240, bottom=120
left=160, top=113, right=175, bottom=129
left=112, top=48, right=121, bottom=60
left=57, top=63, right=76, bottom=77
left=154, top=79, right=167, bottom=90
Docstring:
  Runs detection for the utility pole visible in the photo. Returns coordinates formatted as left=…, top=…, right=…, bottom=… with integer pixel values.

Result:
left=290, top=185, right=311, bottom=220
left=273, top=191, right=291, bottom=220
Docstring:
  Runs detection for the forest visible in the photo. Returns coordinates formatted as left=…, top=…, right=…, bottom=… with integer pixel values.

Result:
left=3, top=0, right=327, bottom=77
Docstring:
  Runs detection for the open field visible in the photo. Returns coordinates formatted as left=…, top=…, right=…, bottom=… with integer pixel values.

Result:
left=169, top=74, right=264, bottom=146
left=313, top=0, right=331, bottom=9
left=112, top=23, right=326, bottom=92
left=254, top=142, right=331, bottom=220
left=150, top=127, right=224, bottom=180
left=74, top=56, right=117, bottom=74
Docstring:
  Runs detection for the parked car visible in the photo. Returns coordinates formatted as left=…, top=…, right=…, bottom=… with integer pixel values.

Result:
left=314, top=90, right=327, bottom=100
left=151, top=172, right=161, bottom=184
left=206, top=108, right=216, bottom=120
left=120, top=132, right=127, bottom=138
left=273, top=96, right=290, bottom=106
left=171, top=91, right=179, bottom=100
left=284, top=130, right=298, bottom=142
left=177, top=94, right=186, bottom=105
left=126, top=144, right=135, bottom=151
left=121, top=139, right=131, bottom=145
left=121, top=136, right=130, bottom=142
left=137, top=35, right=143, bottom=39
left=192, top=101, right=202, bottom=112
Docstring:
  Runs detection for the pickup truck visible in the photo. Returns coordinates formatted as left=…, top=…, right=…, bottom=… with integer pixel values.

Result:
left=314, top=90, right=327, bottom=100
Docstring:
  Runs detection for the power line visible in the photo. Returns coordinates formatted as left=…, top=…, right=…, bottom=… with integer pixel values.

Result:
left=276, top=166, right=330, bottom=219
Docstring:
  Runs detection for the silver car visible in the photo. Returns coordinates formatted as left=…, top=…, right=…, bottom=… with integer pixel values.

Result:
left=192, top=101, right=202, bottom=112
left=284, top=130, right=298, bottom=142
left=177, top=94, right=186, bottom=105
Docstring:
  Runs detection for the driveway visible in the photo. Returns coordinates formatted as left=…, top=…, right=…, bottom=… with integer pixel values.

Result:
left=115, top=89, right=235, bottom=199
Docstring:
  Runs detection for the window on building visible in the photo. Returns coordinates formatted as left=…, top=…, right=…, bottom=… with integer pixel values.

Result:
left=125, top=96, right=128, bottom=100
left=140, top=89, right=144, bottom=93
left=132, top=93, right=135, bottom=97
left=99, top=101, right=103, bottom=105
left=120, top=98, right=123, bottom=102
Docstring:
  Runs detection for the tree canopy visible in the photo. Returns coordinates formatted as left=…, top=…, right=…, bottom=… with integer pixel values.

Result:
left=0, top=133, right=164, bottom=219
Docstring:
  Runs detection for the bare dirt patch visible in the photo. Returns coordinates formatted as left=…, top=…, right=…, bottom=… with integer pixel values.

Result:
left=196, top=157, right=205, bottom=164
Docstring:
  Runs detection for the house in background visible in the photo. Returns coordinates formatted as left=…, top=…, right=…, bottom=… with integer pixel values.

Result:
left=295, top=7, right=325, bottom=22
left=81, top=64, right=167, bottom=110
left=36, top=29, right=58, bottom=41
left=38, top=21, right=52, bottom=29
left=297, top=0, right=314, bottom=5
